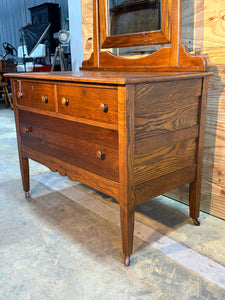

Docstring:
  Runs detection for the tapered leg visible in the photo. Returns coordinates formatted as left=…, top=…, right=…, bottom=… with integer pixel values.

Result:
left=189, top=181, right=201, bottom=225
left=11, top=79, right=30, bottom=197
left=189, top=77, right=209, bottom=226
left=118, top=84, right=135, bottom=265
left=19, top=156, right=30, bottom=197
left=120, top=201, right=135, bottom=266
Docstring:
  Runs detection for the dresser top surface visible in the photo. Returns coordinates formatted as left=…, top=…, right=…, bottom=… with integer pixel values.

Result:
left=7, top=70, right=211, bottom=85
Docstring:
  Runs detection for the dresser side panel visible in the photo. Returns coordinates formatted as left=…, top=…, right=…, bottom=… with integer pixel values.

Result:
left=134, top=78, right=202, bottom=187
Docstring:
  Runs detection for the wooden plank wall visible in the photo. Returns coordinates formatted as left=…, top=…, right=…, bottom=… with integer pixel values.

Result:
left=81, top=0, right=225, bottom=220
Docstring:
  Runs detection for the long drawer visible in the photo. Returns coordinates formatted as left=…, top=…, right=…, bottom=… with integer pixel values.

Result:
left=19, top=110, right=119, bottom=182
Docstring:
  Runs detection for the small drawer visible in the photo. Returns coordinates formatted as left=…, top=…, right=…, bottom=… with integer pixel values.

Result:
left=16, top=80, right=56, bottom=112
left=19, top=110, right=119, bottom=182
left=57, top=85, right=118, bottom=124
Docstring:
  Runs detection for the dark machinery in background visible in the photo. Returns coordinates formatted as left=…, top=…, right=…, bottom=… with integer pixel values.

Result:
left=28, top=3, right=60, bottom=61
left=0, top=42, right=17, bottom=73
left=19, top=23, right=51, bottom=72
left=20, top=23, right=51, bottom=56
left=2, top=42, right=17, bottom=58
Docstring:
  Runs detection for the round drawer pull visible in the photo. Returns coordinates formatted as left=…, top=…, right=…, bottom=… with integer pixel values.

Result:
left=61, top=97, right=69, bottom=106
left=99, top=103, right=108, bottom=113
left=17, top=91, right=23, bottom=98
left=96, top=150, right=105, bottom=160
left=23, top=127, right=32, bottom=133
left=41, top=96, right=48, bottom=103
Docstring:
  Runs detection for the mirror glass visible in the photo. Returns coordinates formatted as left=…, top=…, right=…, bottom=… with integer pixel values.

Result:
left=108, top=0, right=161, bottom=36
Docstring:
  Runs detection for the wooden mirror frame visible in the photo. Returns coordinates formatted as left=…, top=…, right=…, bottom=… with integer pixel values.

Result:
left=100, top=0, right=171, bottom=49
left=81, top=0, right=206, bottom=72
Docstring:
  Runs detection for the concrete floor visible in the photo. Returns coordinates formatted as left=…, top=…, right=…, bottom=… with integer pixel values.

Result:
left=0, top=106, right=225, bottom=300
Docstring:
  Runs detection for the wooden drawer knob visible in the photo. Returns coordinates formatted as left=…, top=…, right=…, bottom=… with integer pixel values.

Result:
left=41, top=96, right=48, bottom=103
left=61, top=97, right=69, bottom=106
left=96, top=150, right=105, bottom=160
left=99, top=103, right=108, bottom=113
left=23, top=127, right=32, bottom=133
left=17, top=91, right=23, bottom=98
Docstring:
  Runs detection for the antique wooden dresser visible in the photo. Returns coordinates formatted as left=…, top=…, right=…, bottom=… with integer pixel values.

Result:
left=8, top=0, right=211, bottom=265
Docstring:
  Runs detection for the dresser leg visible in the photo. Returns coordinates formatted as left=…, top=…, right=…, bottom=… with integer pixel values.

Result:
left=120, top=203, right=135, bottom=266
left=189, top=181, right=201, bottom=225
left=19, top=157, right=30, bottom=196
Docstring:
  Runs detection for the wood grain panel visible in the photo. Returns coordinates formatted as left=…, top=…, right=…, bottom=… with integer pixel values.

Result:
left=135, top=165, right=196, bottom=205
left=135, top=126, right=199, bottom=154
left=135, top=138, right=197, bottom=185
left=135, top=79, right=202, bottom=139
left=57, top=84, right=118, bottom=124
left=203, top=1, right=225, bottom=56
left=19, top=110, right=119, bottom=182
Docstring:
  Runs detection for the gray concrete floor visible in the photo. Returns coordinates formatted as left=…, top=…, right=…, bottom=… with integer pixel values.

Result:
left=0, top=107, right=225, bottom=300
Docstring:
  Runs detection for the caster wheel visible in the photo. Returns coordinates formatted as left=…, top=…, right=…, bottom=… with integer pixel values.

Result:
left=124, top=256, right=130, bottom=267
left=25, top=192, right=30, bottom=198
left=192, top=218, right=200, bottom=226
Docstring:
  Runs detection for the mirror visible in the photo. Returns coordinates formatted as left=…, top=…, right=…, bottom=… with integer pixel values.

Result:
left=99, top=0, right=171, bottom=49
left=82, top=0, right=206, bottom=72
left=109, top=0, right=161, bottom=36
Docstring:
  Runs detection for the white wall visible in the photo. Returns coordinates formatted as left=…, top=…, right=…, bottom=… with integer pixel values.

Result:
left=68, top=0, right=83, bottom=71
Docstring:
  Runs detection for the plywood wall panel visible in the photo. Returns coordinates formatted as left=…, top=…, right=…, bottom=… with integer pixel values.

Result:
left=167, top=69, right=225, bottom=220
left=81, top=0, right=93, bottom=61
left=168, top=0, right=225, bottom=220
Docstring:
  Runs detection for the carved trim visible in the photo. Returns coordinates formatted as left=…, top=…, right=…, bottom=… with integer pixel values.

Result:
left=82, top=46, right=206, bottom=71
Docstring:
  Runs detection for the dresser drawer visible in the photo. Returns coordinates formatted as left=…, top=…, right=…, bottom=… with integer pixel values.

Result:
left=19, top=110, right=119, bottom=182
left=57, top=85, right=118, bottom=124
left=16, top=81, right=56, bottom=112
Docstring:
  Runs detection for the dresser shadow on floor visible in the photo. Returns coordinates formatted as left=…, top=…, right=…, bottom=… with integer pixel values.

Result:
left=73, top=182, right=189, bottom=228
left=75, top=183, right=189, bottom=228
left=27, top=184, right=124, bottom=262
left=135, top=197, right=189, bottom=228
left=25, top=178, right=189, bottom=263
